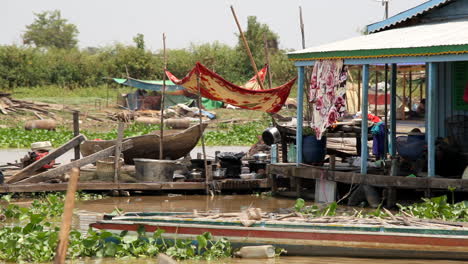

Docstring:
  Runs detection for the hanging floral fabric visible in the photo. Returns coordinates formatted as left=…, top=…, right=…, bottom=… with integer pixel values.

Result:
left=309, top=60, right=348, bottom=139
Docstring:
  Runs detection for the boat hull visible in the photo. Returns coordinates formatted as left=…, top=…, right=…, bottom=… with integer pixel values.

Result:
left=81, top=123, right=207, bottom=164
left=91, top=215, right=468, bottom=260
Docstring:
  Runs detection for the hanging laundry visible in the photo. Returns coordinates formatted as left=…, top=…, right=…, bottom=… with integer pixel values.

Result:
left=309, top=60, right=348, bottom=139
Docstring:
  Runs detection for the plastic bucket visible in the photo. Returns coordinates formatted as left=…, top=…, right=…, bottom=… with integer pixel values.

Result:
left=133, top=159, right=181, bottom=182
left=96, top=156, right=124, bottom=181
left=302, top=135, right=327, bottom=164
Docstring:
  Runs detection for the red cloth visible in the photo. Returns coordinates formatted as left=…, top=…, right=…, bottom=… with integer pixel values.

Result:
left=34, top=151, right=55, bottom=169
left=368, top=114, right=382, bottom=123
left=166, top=62, right=296, bottom=113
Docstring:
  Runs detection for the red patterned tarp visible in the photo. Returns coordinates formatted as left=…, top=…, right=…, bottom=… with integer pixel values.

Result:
left=166, top=62, right=296, bottom=113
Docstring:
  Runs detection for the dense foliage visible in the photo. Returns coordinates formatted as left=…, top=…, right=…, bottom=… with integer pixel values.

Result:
left=0, top=15, right=295, bottom=90
left=398, top=195, right=468, bottom=222
left=294, top=195, right=468, bottom=222
left=0, top=193, right=232, bottom=262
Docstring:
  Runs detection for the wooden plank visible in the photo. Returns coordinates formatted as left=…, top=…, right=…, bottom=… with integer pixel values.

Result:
left=16, top=140, right=133, bottom=184
left=290, top=166, right=468, bottom=190
left=54, top=168, right=79, bottom=264
left=73, top=111, right=80, bottom=160
left=7, top=134, right=86, bottom=184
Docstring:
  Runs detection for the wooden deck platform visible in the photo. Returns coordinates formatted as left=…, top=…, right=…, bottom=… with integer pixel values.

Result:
left=267, top=163, right=468, bottom=191
left=0, top=179, right=270, bottom=193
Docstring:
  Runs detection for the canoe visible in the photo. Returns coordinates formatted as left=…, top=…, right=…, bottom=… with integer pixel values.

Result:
left=90, top=211, right=468, bottom=260
left=80, top=123, right=207, bottom=164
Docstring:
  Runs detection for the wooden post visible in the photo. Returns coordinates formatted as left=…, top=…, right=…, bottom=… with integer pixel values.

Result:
left=230, top=6, right=264, bottom=90
left=54, top=168, right=79, bottom=264
left=263, top=33, right=272, bottom=89
left=390, top=64, right=397, bottom=157
left=420, top=78, right=424, bottom=102
left=73, top=111, right=80, bottom=161
left=409, top=71, right=413, bottom=111
left=296, top=67, right=305, bottom=165
left=402, top=72, right=407, bottom=120
left=114, top=122, right=124, bottom=185
left=330, top=155, right=336, bottom=170
left=159, top=33, right=167, bottom=159
left=427, top=62, right=437, bottom=177
left=384, top=64, right=389, bottom=158
left=357, top=70, right=361, bottom=111
left=196, top=73, right=211, bottom=193
left=361, top=65, right=370, bottom=175
left=298, top=6, right=312, bottom=123
left=374, top=69, right=378, bottom=115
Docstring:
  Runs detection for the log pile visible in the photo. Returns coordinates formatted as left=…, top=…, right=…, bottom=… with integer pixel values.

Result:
left=0, top=93, right=57, bottom=119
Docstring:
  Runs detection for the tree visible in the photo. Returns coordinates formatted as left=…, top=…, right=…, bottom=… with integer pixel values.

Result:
left=235, top=16, right=280, bottom=78
left=22, top=10, right=79, bottom=49
left=133, top=33, right=145, bottom=50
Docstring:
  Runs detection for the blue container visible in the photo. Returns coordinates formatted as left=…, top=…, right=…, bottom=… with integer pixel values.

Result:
left=303, top=135, right=327, bottom=164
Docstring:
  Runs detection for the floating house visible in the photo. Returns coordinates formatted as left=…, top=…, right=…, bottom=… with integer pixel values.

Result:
left=270, top=0, right=468, bottom=203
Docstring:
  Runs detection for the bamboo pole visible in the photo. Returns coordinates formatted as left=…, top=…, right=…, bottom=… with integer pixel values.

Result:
left=114, top=122, right=124, bottom=185
left=54, top=168, right=79, bottom=264
left=196, top=73, right=210, bottom=194
left=299, top=6, right=312, bottom=123
left=263, top=33, right=272, bottom=89
left=159, top=33, right=167, bottom=159
left=299, top=6, right=306, bottom=50
left=230, top=5, right=265, bottom=90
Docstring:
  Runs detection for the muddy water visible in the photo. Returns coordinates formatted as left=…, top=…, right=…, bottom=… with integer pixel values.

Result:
left=73, top=195, right=466, bottom=264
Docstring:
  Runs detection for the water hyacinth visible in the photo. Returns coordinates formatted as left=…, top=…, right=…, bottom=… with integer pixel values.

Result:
left=0, top=193, right=232, bottom=262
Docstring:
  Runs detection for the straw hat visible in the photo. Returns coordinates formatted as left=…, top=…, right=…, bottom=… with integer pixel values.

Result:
left=31, top=141, right=53, bottom=151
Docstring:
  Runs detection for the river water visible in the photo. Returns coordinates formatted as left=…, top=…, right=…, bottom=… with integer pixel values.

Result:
left=1, top=146, right=464, bottom=264
left=69, top=195, right=466, bottom=264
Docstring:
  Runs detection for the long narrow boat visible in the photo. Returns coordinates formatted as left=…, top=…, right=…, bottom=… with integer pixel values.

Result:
left=90, top=211, right=468, bottom=260
left=81, top=123, right=207, bottom=164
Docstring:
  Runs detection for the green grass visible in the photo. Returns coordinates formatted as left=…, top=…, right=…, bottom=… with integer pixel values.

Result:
left=7, top=85, right=133, bottom=105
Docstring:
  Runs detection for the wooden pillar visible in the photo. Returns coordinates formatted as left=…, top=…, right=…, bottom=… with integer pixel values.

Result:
left=72, top=111, right=80, bottom=161
left=374, top=69, right=378, bottom=115
left=384, top=64, right=389, bottom=158
left=390, top=64, right=397, bottom=157
left=402, top=73, right=407, bottom=120
left=409, top=71, right=413, bottom=111
left=357, top=70, right=361, bottom=111
left=427, top=62, right=437, bottom=177
left=296, top=66, right=305, bottom=165
left=361, top=64, right=370, bottom=175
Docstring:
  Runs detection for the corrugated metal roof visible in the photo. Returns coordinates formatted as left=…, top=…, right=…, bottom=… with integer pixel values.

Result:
left=367, top=0, right=453, bottom=33
left=288, top=19, right=468, bottom=60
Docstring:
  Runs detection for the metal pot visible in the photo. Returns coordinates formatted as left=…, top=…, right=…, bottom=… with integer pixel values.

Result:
left=262, top=127, right=281, bottom=146
left=253, top=152, right=268, bottom=162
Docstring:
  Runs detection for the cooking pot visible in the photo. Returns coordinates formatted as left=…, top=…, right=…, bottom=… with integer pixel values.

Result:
left=262, top=127, right=281, bottom=146
left=253, top=152, right=268, bottom=162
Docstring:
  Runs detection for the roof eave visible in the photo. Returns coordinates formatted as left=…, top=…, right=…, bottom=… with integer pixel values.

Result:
left=366, top=0, right=452, bottom=33
left=287, top=44, right=468, bottom=61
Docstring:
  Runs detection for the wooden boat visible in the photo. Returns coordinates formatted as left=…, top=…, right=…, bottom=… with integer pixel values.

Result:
left=80, top=123, right=207, bottom=164
left=90, top=211, right=468, bottom=260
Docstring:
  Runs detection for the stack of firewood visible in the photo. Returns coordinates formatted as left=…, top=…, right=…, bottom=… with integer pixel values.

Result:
left=0, top=93, right=57, bottom=119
